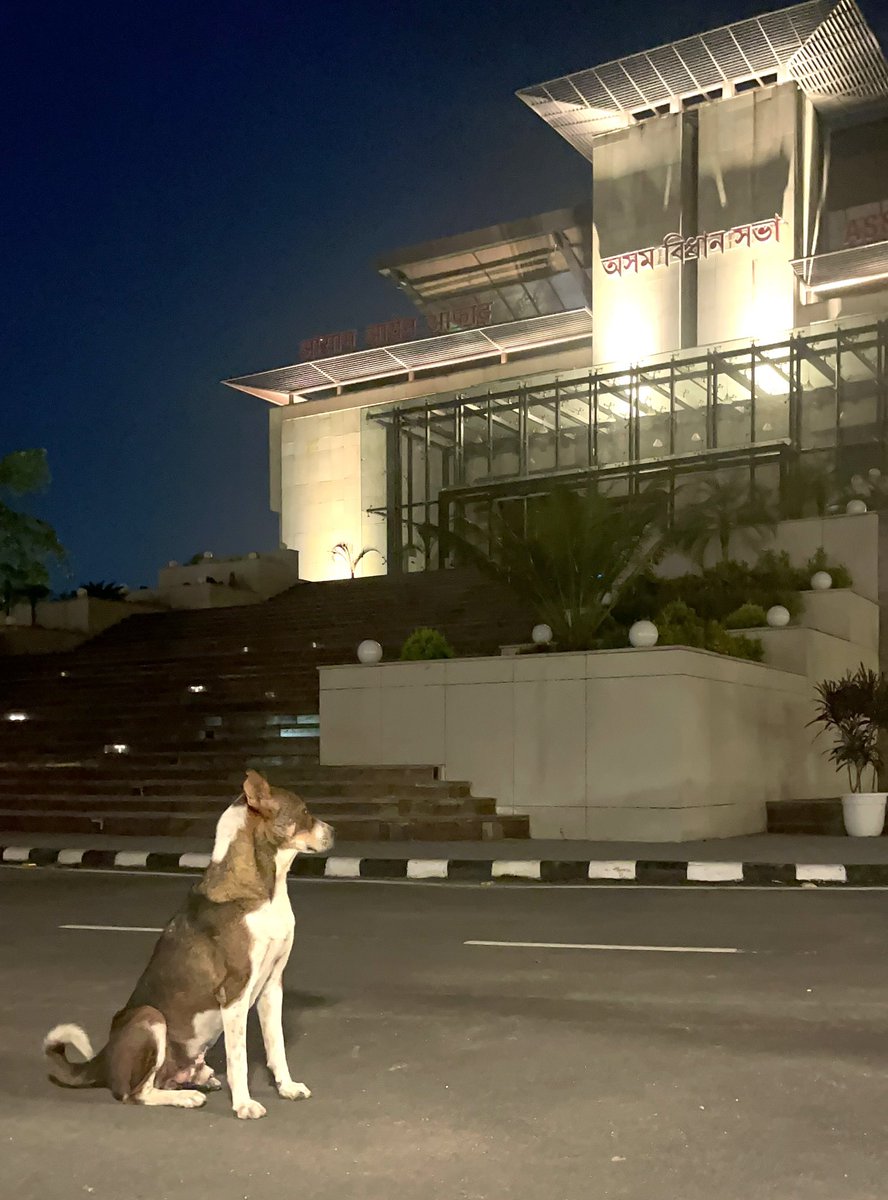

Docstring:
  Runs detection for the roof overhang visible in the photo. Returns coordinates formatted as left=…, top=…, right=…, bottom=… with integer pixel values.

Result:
left=517, top=0, right=888, bottom=160
left=791, top=238, right=888, bottom=292
left=224, top=308, right=595, bottom=405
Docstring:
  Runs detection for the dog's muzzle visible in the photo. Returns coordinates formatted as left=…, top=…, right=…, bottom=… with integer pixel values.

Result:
left=311, top=820, right=335, bottom=854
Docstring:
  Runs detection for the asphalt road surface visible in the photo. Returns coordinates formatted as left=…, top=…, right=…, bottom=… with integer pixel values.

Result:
left=3, top=868, right=888, bottom=1200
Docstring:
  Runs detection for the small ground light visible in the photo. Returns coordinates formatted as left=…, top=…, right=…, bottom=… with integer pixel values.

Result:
left=187, top=685, right=207, bottom=693
left=60, top=670, right=69, bottom=678
left=265, top=690, right=276, bottom=699
left=104, top=743, right=130, bottom=754
left=242, top=645, right=250, bottom=653
left=5, top=711, right=28, bottom=722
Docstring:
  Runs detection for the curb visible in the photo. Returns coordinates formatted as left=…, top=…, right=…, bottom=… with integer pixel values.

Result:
left=4, top=845, right=888, bottom=886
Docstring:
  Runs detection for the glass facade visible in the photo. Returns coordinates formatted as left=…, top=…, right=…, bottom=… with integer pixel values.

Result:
left=368, top=317, right=888, bottom=570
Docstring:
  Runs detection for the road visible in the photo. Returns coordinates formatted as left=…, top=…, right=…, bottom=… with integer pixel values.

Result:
left=3, top=868, right=888, bottom=1200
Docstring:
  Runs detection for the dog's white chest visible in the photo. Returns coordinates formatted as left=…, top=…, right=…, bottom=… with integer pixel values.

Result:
left=245, top=881, right=295, bottom=1001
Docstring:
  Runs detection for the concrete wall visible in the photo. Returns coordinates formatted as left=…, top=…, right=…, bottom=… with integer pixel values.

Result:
left=320, top=585, right=877, bottom=841
left=7, top=595, right=151, bottom=636
left=157, top=550, right=301, bottom=599
left=592, top=116, right=683, bottom=363
left=696, top=84, right=798, bottom=346
left=275, top=406, right=380, bottom=582
left=320, top=649, right=818, bottom=841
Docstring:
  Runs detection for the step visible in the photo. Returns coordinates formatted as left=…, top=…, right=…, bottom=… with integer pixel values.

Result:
left=767, top=798, right=848, bottom=836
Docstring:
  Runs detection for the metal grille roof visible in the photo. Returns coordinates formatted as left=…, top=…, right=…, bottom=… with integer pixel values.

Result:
left=224, top=308, right=595, bottom=404
left=791, top=238, right=888, bottom=290
left=517, top=1, right=887, bottom=158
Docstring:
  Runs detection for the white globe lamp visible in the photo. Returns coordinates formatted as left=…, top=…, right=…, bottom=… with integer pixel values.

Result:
left=767, top=605, right=791, bottom=628
left=531, top=624, right=553, bottom=646
left=846, top=498, right=868, bottom=515
left=357, top=640, right=383, bottom=665
left=629, top=620, right=658, bottom=648
left=810, top=571, right=832, bottom=591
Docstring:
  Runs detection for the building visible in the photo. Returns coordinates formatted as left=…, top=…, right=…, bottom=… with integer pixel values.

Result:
left=226, top=0, right=888, bottom=582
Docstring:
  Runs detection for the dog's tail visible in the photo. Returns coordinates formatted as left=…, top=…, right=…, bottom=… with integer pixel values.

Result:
left=43, top=1024, right=103, bottom=1088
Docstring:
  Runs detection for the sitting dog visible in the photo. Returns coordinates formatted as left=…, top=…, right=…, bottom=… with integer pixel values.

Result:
left=43, top=769, right=333, bottom=1119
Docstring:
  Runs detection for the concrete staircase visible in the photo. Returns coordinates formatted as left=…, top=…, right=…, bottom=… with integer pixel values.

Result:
left=0, top=570, right=534, bottom=843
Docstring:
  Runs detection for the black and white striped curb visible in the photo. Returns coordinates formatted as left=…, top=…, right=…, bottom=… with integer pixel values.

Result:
left=2, top=845, right=888, bottom=885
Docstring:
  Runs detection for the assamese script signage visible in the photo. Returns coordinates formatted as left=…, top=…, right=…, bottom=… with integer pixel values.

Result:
left=601, top=214, right=783, bottom=277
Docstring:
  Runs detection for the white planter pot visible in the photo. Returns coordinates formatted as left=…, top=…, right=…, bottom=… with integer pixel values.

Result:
left=841, top=792, right=887, bottom=837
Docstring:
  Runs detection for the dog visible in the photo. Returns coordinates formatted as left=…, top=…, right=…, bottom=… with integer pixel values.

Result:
left=43, top=769, right=334, bottom=1119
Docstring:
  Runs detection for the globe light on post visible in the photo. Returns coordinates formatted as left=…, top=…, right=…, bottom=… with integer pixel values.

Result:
left=628, top=620, right=658, bottom=648
left=766, top=605, right=791, bottom=628
left=810, top=570, right=832, bottom=591
left=357, top=639, right=383, bottom=665
left=846, top=498, right=868, bottom=515
left=531, top=624, right=553, bottom=646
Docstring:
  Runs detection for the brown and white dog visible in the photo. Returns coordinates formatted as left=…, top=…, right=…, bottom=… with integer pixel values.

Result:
left=43, top=769, right=333, bottom=1119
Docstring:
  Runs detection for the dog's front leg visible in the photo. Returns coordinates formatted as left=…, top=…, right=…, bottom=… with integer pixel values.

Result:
left=257, top=958, right=310, bottom=1101
left=221, top=1000, right=265, bottom=1120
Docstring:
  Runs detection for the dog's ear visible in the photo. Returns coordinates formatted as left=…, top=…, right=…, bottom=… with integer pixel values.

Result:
left=243, top=770, right=278, bottom=819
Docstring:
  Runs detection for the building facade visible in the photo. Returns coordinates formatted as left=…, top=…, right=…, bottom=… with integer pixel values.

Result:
left=227, top=0, right=888, bottom=581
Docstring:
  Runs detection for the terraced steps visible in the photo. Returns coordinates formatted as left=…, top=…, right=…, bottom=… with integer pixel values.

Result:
left=0, top=569, right=533, bottom=842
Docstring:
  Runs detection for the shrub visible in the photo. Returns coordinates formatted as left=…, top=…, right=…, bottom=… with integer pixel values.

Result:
left=803, top=547, right=852, bottom=589
left=656, top=600, right=764, bottom=662
left=724, top=603, right=768, bottom=629
left=400, top=627, right=455, bottom=661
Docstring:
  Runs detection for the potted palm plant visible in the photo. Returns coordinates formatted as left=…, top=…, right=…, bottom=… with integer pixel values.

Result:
left=809, top=666, right=888, bottom=836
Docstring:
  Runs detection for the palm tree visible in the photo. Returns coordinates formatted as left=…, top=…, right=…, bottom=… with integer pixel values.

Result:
left=442, top=486, right=669, bottom=651
left=0, top=450, right=66, bottom=615
left=778, top=455, right=836, bottom=520
left=669, top=474, right=775, bottom=565
left=331, top=542, right=382, bottom=579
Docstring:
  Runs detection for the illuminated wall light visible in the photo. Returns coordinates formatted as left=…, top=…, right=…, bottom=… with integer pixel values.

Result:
left=187, top=684, right=207, bottom=694
left=104, top=743, right=130, bottom=754
left=242, top=645, right=250, bottom=653
left=5, top=711, right=28, bottom=722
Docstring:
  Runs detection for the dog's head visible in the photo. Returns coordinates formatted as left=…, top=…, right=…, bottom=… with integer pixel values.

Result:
left=243, top=769, right=334, bottom=855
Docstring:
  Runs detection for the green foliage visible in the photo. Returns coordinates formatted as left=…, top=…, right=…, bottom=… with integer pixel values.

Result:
left=0, top=449, right=66, bottom=615
left=723, top=602, right=768, bottom=629
left=400, top=627, right=455, bottom=661
left=654, top=599, right=763, bottom=662
left=442, top=486, right=669, bottom=652
left=669, top=475, right=776, bottom=564
left=804, top=547, right=852, bottom=589
left=809, top=665, right=888, bottom=792
left=614, top=545, right=850, bottom=630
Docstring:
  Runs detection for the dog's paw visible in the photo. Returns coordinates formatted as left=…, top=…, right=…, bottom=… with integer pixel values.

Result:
left=234, top=1100, right=267, bottom=1120
left=278, top=1081, right=311, bottom=1101
left=202, top=1075, right=223, bottom=1091
left=178, top=1090, right=207, bottom=1109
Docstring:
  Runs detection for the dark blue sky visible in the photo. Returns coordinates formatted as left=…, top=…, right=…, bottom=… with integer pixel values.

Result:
left=4, top=0, right=810, bottom=588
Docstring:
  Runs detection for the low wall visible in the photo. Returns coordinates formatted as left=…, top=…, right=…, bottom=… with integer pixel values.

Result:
left=320, top=646, right=858, bottom=841
left=157, top=549, right=301, bottom=600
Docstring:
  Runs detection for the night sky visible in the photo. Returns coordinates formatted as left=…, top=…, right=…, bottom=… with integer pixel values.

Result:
left=3, top=0, right=838, bottom=589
